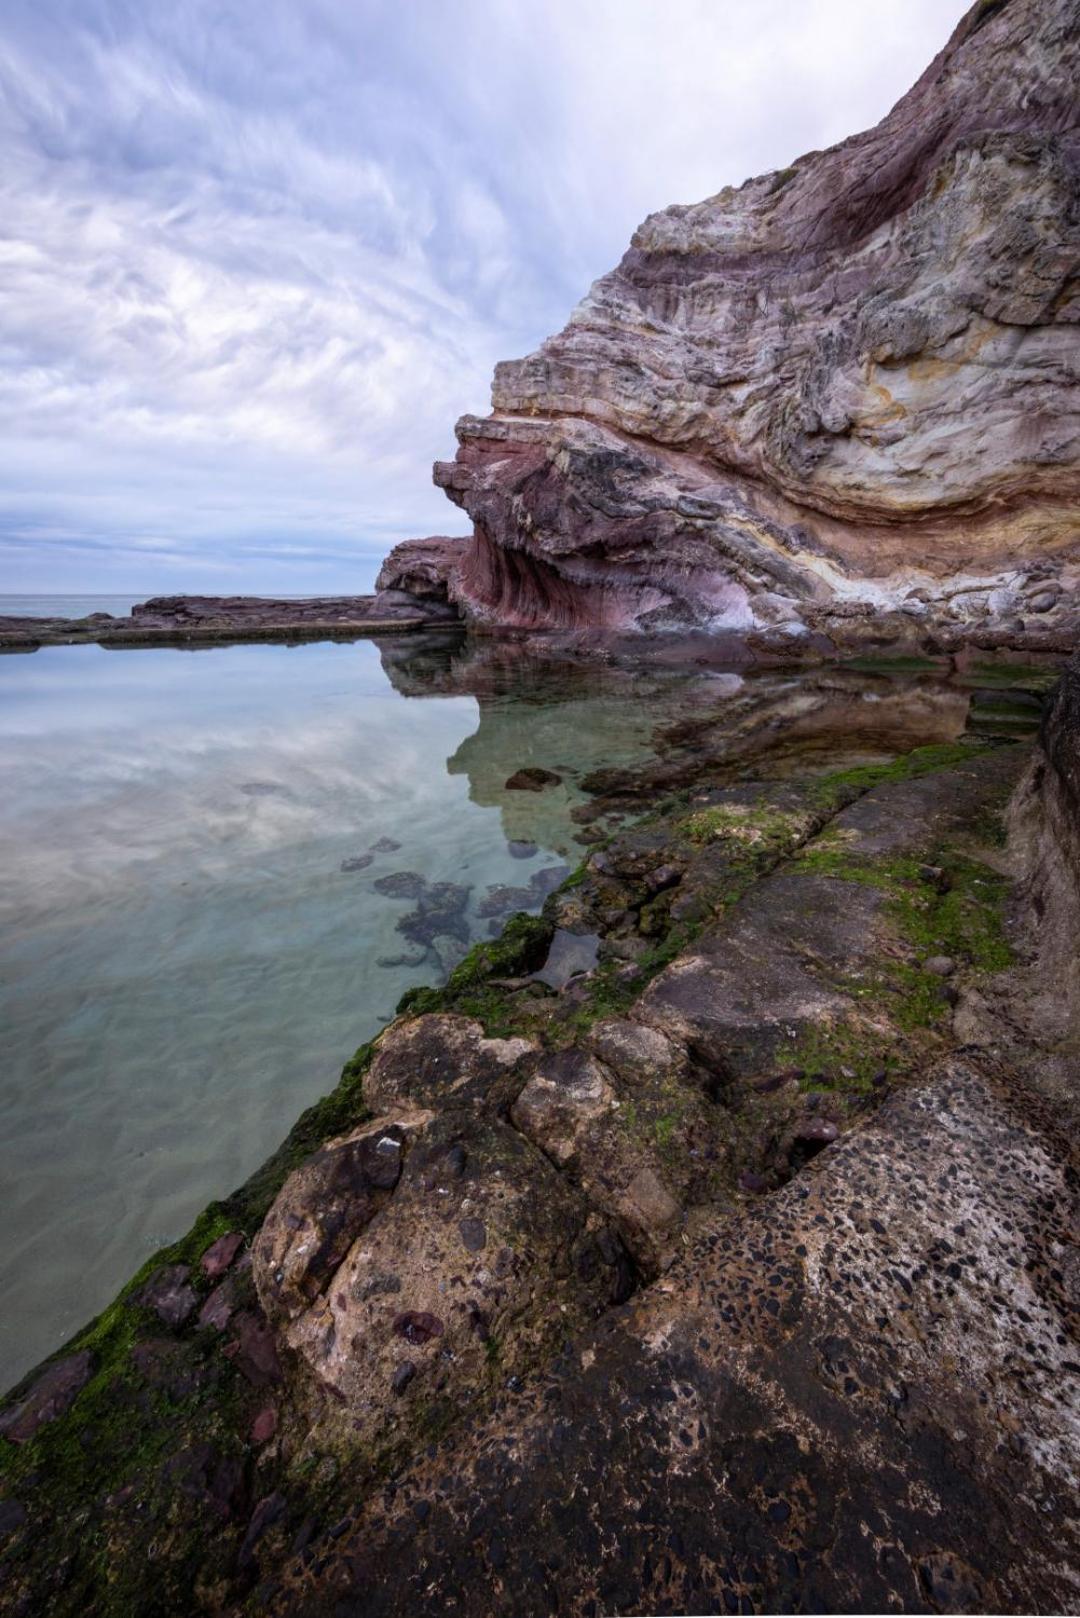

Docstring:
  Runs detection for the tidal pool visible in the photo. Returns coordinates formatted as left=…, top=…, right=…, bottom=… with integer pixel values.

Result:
left=0, top=632, right=711, bottom=1388
left=0, top=630, right=1043, bottom=1390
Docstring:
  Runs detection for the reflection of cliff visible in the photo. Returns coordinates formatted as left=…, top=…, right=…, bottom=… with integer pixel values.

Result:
left=380, top=634, right=981, bottom=853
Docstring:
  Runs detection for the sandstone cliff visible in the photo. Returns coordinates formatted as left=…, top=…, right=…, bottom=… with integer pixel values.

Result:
left=387, top=0, right=1080, bottom=649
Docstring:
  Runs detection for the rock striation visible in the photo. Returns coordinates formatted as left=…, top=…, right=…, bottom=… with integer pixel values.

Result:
left=406, top=0, right=1080, bottom=648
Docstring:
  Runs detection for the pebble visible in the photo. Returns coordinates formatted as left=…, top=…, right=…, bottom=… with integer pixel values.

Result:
left=391, top=1363, right=417, bottom=1395
left=251, top=1406, right=278, bottom=1444
left=201, top=1231, right=244, bottom=1279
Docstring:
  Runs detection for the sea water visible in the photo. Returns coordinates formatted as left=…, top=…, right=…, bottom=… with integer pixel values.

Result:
left=1, top=629, right=1039, bottom=1390
left=0, top=633, right=694, bottom=1387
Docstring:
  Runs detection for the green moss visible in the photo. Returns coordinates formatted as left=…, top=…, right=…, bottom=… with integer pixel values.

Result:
left=806, top=741, right=988, bottom=814
left=551, top=961, right=640, bottom=1044
left=843, top=654, right=947, bottom=675
left=559, top=858, right=590, bottom=891
left=679, top=802, right=806, bottom=853
left=654, top=1114, right=677, bottom=1151
left=963, top=660, right=1060, bottom=693
left=777, top=1017, right=897, bottom=1097
left=795, top=840, right=1011, bottom=971
left=397, top=912, right=553, bottom=1027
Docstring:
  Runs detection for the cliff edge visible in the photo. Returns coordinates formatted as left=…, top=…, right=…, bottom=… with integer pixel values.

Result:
left=385, top=0, right=1080, bottom=648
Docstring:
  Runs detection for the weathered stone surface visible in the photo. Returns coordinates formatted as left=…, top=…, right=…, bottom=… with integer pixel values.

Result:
left=252, top=1025, right=635, bottom=1449
left=272, top=1055, right=1080, bottom=1617
left=1009, top=644, right=1080, bottom=1050
left=201, top=1231, right=244, bottom=1279
left=0, top=1352, right=92, bottom=1444
left=252, top=1101, right=631, bottom=1447
left=254, top=1116, right=424, bottom=1323
left=363, top=1013, right=534, bottom=1113
left=134, top=1265, right=198, bottom=1330
left=429, top=0, right=1079, bottom=647
left=586, top=1017, right=689, bottom=1088
left=510, top=1049, right=616, bottom=1169
left=375, top=536, right=464, bottom=602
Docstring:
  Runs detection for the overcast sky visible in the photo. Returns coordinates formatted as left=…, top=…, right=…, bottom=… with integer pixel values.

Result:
left=1, top=0, right=969, bottom=596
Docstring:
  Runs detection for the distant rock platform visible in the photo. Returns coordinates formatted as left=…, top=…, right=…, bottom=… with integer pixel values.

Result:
left=0, top=590, right=462, bottom=652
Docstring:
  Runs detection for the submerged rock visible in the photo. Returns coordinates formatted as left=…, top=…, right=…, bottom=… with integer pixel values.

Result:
left=504, top=767, right=563, bottom=792
left=372, top=871, right=426, bottom=900
left=340, top=854, right=374, bottom=873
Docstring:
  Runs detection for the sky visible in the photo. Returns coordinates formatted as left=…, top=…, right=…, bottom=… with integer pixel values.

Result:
left=0, top=0, right=971, bottom=596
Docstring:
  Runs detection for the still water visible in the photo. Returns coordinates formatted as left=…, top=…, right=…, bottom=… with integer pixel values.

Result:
left=0, top=632, right=708, bottom=1388
left=0, top=630, right=1041, bottom=1390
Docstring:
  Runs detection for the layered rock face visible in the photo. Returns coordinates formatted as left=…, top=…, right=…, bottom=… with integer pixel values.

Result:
left=419, top=0, right=1080, bottom=645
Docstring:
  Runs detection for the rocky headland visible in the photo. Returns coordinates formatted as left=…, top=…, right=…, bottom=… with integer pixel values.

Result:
left=2, top=0, right=1079, bottom=1612
left=383, top=0, right=1078, bottom=656
left=8, top=0, right=1079, bottom=667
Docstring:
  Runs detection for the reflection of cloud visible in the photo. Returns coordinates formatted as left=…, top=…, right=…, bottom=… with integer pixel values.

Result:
left=0, top=0, right=967, bottom=591
left=0, top=645, right=484, bottom=920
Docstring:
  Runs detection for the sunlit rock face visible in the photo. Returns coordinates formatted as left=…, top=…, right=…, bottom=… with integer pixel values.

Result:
left=430, top=0, right=1080, bottom=644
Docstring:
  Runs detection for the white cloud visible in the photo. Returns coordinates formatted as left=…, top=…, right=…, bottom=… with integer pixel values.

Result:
left=0, top=0, right=969, bottom=593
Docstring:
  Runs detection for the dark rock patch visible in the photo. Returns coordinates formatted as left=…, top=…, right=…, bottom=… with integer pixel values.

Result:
left=0, top=1351, right=93, bottom=1444
left=134, top=1265, right=198, bottom=1330
left=505, top=767, right=563, bottom=792
left=340, top=854, right=374, bottom=873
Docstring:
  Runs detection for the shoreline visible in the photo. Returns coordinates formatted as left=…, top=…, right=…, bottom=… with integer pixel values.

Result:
left=0, top=593, right=458, bottom=653
left=1, top=645, right=1077, bottom=1613
left=3, top=592, right=1077, bottom=666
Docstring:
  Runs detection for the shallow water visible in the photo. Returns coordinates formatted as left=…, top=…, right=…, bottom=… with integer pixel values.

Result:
left=0, top=634, right=707, bottom=1388
left=0, top=631, right=1046, bottom=1391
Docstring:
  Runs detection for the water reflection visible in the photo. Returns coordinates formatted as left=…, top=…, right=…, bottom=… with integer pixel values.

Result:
left=0, top=632, right=1041, bottom=1389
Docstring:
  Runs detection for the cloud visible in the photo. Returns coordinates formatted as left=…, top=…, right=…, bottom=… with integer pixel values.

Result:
left=0, top=0, right=969, bottom=593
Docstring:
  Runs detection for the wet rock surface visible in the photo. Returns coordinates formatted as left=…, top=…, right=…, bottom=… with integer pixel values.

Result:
left=272, top=1054, right=1079, bottom=1618
left=0, top=1353, right=93, bottom=1445
left=1, top=693, right=1077, bottom=1611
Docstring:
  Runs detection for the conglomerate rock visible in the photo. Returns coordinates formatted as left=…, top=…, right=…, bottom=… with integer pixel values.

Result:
left=2, top=664, right=1078, bottom=1614
left=403, top=0, right=1080, bottom=649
